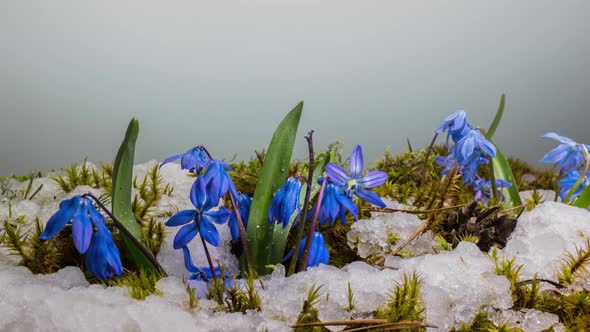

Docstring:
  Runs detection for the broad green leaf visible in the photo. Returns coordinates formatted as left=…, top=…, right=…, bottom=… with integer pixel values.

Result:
left=573, top=186, right=590, bottom=209
left=269, top=153, right=329, bottom=265
left=112, top=118, right=161, bottom=275
left=487, top=94, right=505, bottom=140
left=247, top=102, right=303, bottom=275
left=490, top=142, right=523, bottom=211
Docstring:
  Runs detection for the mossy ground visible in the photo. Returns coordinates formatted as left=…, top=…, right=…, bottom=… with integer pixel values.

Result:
left=1, top=144, right=588, bottom=330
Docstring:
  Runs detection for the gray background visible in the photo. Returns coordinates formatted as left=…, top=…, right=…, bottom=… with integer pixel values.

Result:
left=1, top=1, right=589, bottom=176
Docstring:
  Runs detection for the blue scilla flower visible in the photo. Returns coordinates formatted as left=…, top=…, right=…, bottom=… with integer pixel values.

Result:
left=557, top=169, right=590, bottom=201
left=325, top=145, right=388, bottom=208
left=473, top=178, right=512, bottom=204
left=228, top=193, right=251, bottom=242
left=452, top=129, right=496, bottom=184
left=297, top=232, right=329, bottom=267
left=39, top=195, right=122, bottom=280
left=310, top=178, right=358, bottom=226
left=85, top=221, right=123, bottom=280
left=540, top=133, right=589, bottom=173
left=160, top=146, right=212, bottom=173
left=435, top=110, right=471, bottom=148
left=268, top=177, right=303, bottom=228
left=203, top=160, right=239, bottom=202
left=166, top=176, right=231, bottom=248
left=181, top=246, right=229, bottom=282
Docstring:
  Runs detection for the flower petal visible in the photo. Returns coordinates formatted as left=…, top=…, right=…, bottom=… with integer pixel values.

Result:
left=71, top=202, right=93, bottom=254
left=325, top=163, right=349, bottom=186
left=358, top=171, right=388, bottom=188
left=181, top=246, right=201, bottom=273
left=349, top=145, right=364, bottom=179
left=540, top=145, right=570, bottom=164
left=190, top=177, right=207, bottom=210
left=354, top=187, right=386, bottom=208
left=166, top=210, right=196, bottom=227
left=160, top=154, right=183, bottom=168
left=39, top=197, right=79, bottom=240
left=204, top=207, right=231, bottom=225
left=199, top=218, right=220, bottom=246
left=173, top=222, right=198, bottom=249
left=542, top=132, right=576, bottom=145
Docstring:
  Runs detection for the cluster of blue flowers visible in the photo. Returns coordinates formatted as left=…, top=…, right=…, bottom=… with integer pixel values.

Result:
left=162, top=147, right=247, bottom=280
left=435, top=110, right=496, bottom=185
left=433, top=110, right=514, bottom=205
left=40, top=195, right=123, bottom=281
left=267, top=144, right=388, bottom=267
left=540, top=133, right=590, bottom=202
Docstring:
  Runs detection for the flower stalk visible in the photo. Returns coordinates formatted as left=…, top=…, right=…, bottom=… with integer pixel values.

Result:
left=288, top=131, right=315, bottom=276
left=298, top=176, right=328, bottom=272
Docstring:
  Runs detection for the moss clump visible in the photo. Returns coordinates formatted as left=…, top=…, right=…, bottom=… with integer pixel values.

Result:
left=375, top=272, right=425, bottom=331
left=105, top=268, right=162, bottom=300
left=51, top=159, right=113, bottom=194
left=294, top=284, right=330, bottom=332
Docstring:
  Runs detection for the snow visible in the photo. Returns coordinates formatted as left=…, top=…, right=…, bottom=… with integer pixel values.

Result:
left=1, top=162, right=587, bottom=332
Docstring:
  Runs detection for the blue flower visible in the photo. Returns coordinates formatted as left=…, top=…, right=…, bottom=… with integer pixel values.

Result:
left=160, top=146, right=212, bottom=173
left=473, top=178, right=512, bottom=204
left=435, top=110, right=471, bottom=148
left=181, top=246, right=228, bottom=282
left=297, top=232, right=329, bottom=267
left=268, top=177, right=303, bottom=229
left=202, top=160, right=239, bottom=202
left=228, top=193, right=251, bottom=242
left=557, top=170, right=590, bottom=201
left=166, top=176, right=231, bottom=248
left=452, top=129, right=496, bottom=184
left=435, top=154, right=457, bottom=175
left=310, top=178, right=358, bottom=226
left=39, top=195, right=122, bottom=280
left=540, top=133, right=589, bottom=172
left=325, top=145, right=388, bottom=208
left=85, top=221, right=123, bottom=281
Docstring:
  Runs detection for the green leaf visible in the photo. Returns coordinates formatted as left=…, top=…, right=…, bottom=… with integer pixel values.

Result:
left=573, top=186, right=590, bottom=209
left=246, top=102, right=303, bottom=275
left=490, top=142, right=523, bottom=211
left=268, top=152, right=329, bottom=265
left=112, top=118, right=160, bottom=275
left=486, top=94, right=505, bottom=140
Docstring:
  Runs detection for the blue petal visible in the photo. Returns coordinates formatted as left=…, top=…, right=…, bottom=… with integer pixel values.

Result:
left=85, top=228, right=122, bottom=280
left=166, top=210, right=196, bottom=227
left=542, top=132, right=576, bottom=145
left=71, top=201, right=93, bottom=254
left=354, top=187, right=386, bottom=208
left=336, top=193, right=358, bottom=221
left=160, top=154, right=183, bottom=168
left=349, top=145, right=364, bottom=179
left=190, top=177, right=207, bottom=211
left=479, top=137, right=496, bottom=158
left=40, top=197, right=80, bottom=240
left=325, top=163, right=349, bottom=187
left=203, top=207, right=231, bottom=225
left=199, top=218, right=220, bottom=246
left=173, top=222, right=198, bottom=249
left=540, top=145, right=570, bottom=164
left=358, top=171, right=388, bottom=188
left=181, top=246, right=201, bottom=273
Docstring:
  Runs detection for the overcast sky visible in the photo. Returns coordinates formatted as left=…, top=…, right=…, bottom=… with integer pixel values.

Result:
left=1, top=1, right=589, bottom=175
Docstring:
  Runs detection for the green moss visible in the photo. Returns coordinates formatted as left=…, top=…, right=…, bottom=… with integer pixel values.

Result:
left=105, top=268, right=162, bottom=300
left=375, top=272, right=425, bottom=330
